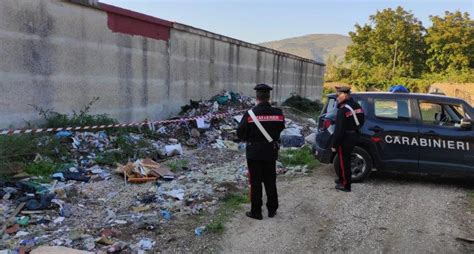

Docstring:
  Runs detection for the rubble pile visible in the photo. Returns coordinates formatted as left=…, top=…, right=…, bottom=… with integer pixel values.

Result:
left=155, top=92, right=251, bottom=148
left=0, top=91, right=318, bottom=253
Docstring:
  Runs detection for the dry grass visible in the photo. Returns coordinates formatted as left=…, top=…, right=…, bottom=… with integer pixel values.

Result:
left=429, top=83, right=474, bottom=105
left=468, top=191, right=474, bottom=213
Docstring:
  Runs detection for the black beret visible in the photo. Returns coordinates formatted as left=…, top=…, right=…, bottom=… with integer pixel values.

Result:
left=335, top=86, right=351, bottom=93
left=254, top=83, right=273, bottom=91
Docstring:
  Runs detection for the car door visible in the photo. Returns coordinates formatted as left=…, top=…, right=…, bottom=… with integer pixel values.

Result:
left=417, top=100, right=474, bottom=174
left=368, top=96, right=419, bottom=172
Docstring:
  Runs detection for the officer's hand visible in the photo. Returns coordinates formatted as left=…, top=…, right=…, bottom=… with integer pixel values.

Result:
left=331, top=147, right=336, bottom=152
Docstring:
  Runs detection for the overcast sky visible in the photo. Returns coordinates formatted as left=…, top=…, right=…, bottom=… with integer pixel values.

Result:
left=101, top=0, right=473, bottom=43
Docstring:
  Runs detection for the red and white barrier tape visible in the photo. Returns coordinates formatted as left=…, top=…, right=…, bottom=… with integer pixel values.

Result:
left=0, top=109, right=247, bottom=136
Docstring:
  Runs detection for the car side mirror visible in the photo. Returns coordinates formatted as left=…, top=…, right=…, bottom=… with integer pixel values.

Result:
left=460, top=118, right=472, bottom=130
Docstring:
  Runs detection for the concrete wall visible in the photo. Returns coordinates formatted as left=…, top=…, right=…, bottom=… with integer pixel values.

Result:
left=0, top=0, right=324, bottom=128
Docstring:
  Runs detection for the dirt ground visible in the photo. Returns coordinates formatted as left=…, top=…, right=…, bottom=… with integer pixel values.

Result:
left=218, top=165, right=474, bottom=253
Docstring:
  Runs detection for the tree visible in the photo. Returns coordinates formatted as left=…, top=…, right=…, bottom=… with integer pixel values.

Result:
left=425, top=11, right=473, bottom=73
left=324, top=55, right=351, bottom=82
left=346, top=6, right=427, bottom=88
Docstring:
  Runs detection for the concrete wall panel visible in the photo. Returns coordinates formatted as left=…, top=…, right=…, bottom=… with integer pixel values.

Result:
left=0, top=0, right=324, bottom=128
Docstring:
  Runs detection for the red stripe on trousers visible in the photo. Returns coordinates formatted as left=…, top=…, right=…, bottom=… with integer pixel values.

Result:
left=338, top=146, right=346, bottom=186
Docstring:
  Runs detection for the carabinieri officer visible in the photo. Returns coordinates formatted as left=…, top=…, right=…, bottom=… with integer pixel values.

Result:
left=237, top=83, right=285, bottom=220
left=332, top=86, right=365, bottom=192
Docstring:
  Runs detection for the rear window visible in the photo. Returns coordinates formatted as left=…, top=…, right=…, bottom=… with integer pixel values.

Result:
left=326, top=98, right=337, bottom=113
left=374, top=99, right=411, bottom=121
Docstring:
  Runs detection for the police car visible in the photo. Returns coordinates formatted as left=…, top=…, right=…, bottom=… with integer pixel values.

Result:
left=313, top=92, right=474, bottom=182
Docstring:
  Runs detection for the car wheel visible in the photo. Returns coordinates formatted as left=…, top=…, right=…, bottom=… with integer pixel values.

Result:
left=333, top=146, right=372, bottom=183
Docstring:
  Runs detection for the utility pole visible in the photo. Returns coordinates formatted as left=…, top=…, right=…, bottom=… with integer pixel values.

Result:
left=392, top=41, right=398, bottom=78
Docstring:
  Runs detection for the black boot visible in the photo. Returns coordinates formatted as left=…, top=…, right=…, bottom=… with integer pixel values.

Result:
left=335, top=184, right=351, bottom=192
left=334, top=179, right=340, bottom=184
left=246, top=211, right=263, bottom=220
left=268, top=210, right=277, bottom=218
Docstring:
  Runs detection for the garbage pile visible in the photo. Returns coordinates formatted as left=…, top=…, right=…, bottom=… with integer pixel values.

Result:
left=0, top=90, right=319, bottom=253
left=154, top=91, right=253, bottom=149
left=280, top=117, right=318, bottom=148
left=0, top=152, right=248, bottom=253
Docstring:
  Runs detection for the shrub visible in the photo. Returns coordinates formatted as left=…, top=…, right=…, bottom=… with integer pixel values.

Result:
left=282, top=95, right=323, bottom=113
left=31, top=97, right=118, bottom=129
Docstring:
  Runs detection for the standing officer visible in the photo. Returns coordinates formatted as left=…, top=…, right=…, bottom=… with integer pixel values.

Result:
left=331, top=86, right=365, bottom=192
left=237, top=83, right=285, bottom=220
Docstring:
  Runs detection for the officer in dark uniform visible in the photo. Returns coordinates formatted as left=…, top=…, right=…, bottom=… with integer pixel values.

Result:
left=331, top=86, right=365, bottom=192
left=237, top=83, right=285, bottom=220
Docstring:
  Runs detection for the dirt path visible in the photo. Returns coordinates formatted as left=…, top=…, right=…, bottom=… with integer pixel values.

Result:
left=219, top=165, right=474, bottom=253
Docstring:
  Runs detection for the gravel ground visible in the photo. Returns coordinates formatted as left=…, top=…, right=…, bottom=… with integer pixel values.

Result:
left=219, top=165, right=474, bottom=253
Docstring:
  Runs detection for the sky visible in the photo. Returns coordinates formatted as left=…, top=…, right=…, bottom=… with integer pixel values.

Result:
left=101, top=0, right=473, bottom=43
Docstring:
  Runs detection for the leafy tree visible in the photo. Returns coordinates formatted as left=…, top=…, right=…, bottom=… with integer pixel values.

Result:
left=346, top=6, right=427, bottom=89
left=324, top=55, right=351, bottom=82
left=425, top=11, right=473, bottom=73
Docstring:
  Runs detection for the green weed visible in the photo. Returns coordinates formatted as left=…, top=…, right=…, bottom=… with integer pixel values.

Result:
left=166, top=159, right=189, bottom=172
left=222, top=192, right=250, bottom=208
left=206, top=221, right=225, bottom=233
left=0, top=135, right=70, bottom=166
left=25, top=161, right=58, bottom=177
left=279, top=146, right=320, bottom=169
left=0, top=135, right=39, bottom=162
left=206, top=192, right=250, bottom=234
left=95, top=150, right=123, bottom=165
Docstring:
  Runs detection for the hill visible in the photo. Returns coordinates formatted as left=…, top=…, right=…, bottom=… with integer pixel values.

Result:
left=259, top=34, right=351, bottom=63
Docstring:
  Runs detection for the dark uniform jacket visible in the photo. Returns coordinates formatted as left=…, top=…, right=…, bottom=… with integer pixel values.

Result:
left=332, top=97, right=365, bottom=148
left=237, top=102, right=285, bottom=161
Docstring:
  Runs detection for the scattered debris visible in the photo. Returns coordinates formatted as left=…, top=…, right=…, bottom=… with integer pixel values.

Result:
left=30, top=246, right=93, bottom=254
left=165, top=144, right=183, bottom=157
left=195, top=226, right=206, bottom=236
left=160, top=210, right=172, bottom=220
left=455, top=236, right=474, bottom=243
left=5, top=224, right=20, bottom=235
left=95, top=236, right=114, bottom=246
left=137, top=238, right=155, bottom=250
left=304, top=133, right=316, bottom=145
left=280, top=135, right=305, bottom=148
left=0, top=91, right=317, bottom=252
left=163, top=189, right=185, bottom=200
left=132, top=205, right=151, bottom=213
left=106, top=241, right=128, bottom=253
left=16, top=216, right=29, bottom=226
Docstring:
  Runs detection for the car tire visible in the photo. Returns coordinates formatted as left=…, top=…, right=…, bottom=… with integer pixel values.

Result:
left=333, top=146, right=372, bottom=183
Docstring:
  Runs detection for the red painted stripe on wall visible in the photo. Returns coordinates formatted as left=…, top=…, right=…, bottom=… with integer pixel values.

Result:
left=100, top=3, right=173, bottom=41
